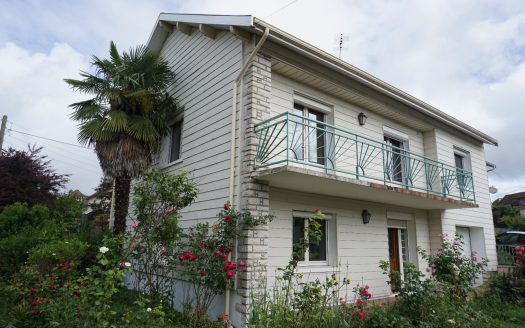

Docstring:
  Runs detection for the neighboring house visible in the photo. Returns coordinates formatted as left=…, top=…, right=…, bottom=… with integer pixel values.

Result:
left=494, top=192, right=525, bottom=217
left=140, top=13, right=498, bottom=326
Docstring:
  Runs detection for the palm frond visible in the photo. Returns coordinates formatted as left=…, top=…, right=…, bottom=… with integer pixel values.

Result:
left=102, top=110, right=129, bottom=133
left=127, top=116, right=159, bottom=142
left=69, top=100, right=105, bottom=121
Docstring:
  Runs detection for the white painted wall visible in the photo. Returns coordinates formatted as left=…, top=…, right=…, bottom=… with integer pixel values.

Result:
left=434, top=129, right=497, bottom=270
left=267, top=187, right=430, bottom=299
left=156, top=30, right=242, bottom=226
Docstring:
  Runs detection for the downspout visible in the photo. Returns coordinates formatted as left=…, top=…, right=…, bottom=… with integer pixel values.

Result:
left=225, top=26, right=270, bottom=320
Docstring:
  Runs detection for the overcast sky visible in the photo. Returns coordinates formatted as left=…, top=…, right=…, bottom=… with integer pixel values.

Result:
left=1, top=0, right=523, bottom=199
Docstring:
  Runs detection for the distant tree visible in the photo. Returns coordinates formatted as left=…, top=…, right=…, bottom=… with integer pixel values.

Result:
left=0, top=146, right=68, bottom=211
left=493, top=204, right=522, bottom=228
left=65, top=41, right=178, bottom=234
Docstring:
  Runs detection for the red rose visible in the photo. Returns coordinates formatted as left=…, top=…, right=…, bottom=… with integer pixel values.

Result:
left=199, top=269, right=206, bottom=277
left=49, top=285, right=56, bottom=290
left=160, top=246, right=167, bottom=254
left=358, top=312, right=366, bottom=320
left=223, top=254, right=228, bottom=260
left=224, top=262, right=233, bottom=271
left=31, top=298, right=41, bottom=307
left=178, top=255, right=184, bottom=262
left=239, top=260, right=247, bottom=269
left=29, top=288, right=37, bottom=296
left=214, top=250, right=222, bottom=257
left=188, top=254, right=197, bottom=261
left=224, top=203, right=229, bottom=210
left=226, top=270, right=235, bottom=279
left=356, top=298, right=363, bottom=306
left=225, top=215, right=231, bottom=222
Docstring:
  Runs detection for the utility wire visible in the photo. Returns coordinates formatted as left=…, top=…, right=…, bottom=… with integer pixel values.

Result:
left=6, top=134, right=101, bottom=175
left=7, top=128, right=91, bottom=150
left=263, top=0, right=300, bottom=19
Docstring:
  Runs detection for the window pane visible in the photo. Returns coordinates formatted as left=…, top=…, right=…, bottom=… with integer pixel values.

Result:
left=291, top=104, right=305, bottom=161
left=170, top=121, right=182, bottom=162
left=308, top=110, right=325, bottom=165
left=309, top=220, right=327, bottom=261
left=292, top=218, right=305, bottom=261
left=384, top=136, right=404, bottom=182
left=454, top=154, right=464, bottom=170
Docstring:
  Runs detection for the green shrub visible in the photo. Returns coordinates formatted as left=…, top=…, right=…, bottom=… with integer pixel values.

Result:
left=27, top=238, right=88, bottom=273
left=0, top=202, right=49, bottom=238
left=0, top=226, right=45, bottom=279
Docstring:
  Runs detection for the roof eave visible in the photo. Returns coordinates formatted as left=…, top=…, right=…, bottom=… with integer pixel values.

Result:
left=252, top=18, right=498, bottom=146
left=145, top=14, right=498, bottom=147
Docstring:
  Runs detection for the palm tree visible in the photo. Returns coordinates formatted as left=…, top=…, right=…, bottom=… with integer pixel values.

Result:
left=65, top=41, right=178, bottom=234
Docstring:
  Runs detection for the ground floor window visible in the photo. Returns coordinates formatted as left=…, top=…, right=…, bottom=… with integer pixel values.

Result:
left=293, top=217, right=327, bottom=262
left=291, top=211, right=336, bottom=267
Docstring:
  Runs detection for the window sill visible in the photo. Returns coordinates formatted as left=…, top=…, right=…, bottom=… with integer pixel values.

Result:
left=158, top=158, right=183, bottom=170
left=296, top=265, right=339, bottom=274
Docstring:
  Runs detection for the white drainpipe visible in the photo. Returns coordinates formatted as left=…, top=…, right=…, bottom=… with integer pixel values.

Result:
left=225, top=26, right=270, bottom=320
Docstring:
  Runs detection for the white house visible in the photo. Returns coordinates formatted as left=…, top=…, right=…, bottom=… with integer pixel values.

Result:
left=144, top=13, right=498, bottom=327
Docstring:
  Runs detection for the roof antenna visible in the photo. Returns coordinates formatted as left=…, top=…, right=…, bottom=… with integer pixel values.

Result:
left=334, top=33, right=348, bottom=59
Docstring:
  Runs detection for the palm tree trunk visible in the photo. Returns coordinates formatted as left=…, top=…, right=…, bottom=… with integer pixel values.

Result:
left=113, top=175, right=131, bottom=234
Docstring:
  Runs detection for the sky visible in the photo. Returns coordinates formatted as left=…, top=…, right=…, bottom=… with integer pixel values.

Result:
left=1, top=0, right=524, bottom=199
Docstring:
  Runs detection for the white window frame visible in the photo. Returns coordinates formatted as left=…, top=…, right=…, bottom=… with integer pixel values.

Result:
left=292, top=211, right=337, bottom=271
left=168, top=111, right=184, bottom=164
left=383, top=126, right=410, bottom=185
left=453, top=147, right=471, bottom=172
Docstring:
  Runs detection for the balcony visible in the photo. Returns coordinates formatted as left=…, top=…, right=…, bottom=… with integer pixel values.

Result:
left=253, top=112, right=477, bottom=210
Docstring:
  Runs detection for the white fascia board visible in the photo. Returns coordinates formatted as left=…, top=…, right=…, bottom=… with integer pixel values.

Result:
left=158, top=13, right=253, bottom=27
left=146, top=13, right=253, bottom=53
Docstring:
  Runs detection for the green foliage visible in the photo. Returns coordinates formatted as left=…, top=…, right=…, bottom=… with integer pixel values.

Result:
left=0, top=202, right=49, bottom=238
left=419, top=233, right=488, bottom=300
left=27, top=238, right=88, bottom=273
left=490, top=252, right=525, bottom=304
left=127, top=170, right=198, bottom=299
left=175, top=201, right=273, bottom=320
left=0, top=203, right=65, bottom=279
left=500, top=215, right=525, bottom=231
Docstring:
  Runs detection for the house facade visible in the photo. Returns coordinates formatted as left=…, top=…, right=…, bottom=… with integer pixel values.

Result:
left=145, top=13, right=498, bottom=326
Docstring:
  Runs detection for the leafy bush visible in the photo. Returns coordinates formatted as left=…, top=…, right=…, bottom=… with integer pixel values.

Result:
left=27, top=238, right=88, bottom=273
left=127, top=170, right=198, bottom=300
left=490, top=252, right=525, bottom=304
left=175, top=202, right=272, bottom=320
left=0, top=202, right=49, bottom=238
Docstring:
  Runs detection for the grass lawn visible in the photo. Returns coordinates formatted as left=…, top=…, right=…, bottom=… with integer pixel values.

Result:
left=473, top=297, right=525, bottom=328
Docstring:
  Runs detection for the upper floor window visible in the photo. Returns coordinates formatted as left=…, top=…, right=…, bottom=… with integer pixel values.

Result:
left=291, top=103, right=326, bottom=165
left=383, top=127, right=409, bottom=184
left=453, top=147, right=471, bottom=172
left=169, top=120, right=183, bottom=162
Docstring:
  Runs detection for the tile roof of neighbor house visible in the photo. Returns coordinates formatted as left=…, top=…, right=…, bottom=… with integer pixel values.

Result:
left=494, top=192, right=525, bottom=206
left=147, top=13, right=499, bottom=147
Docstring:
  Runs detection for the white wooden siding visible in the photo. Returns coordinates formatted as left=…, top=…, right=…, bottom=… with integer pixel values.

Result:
left=267, top=187, right=430, bottom=298
left=157, top=30, right=242, bottom=226
left=434, top=130, right=497, bottom=270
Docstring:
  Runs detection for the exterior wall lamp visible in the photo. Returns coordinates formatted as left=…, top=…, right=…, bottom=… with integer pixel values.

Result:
left=358, top=112, right=367, bottom=126
left=362, top=209, right=371, bottom=224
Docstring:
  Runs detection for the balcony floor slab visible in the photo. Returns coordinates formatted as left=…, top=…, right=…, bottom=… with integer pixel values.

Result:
left=252, top=165, right=477, bottom=210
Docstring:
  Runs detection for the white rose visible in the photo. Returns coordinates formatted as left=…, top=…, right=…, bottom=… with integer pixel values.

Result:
left=124, top=262, right=131, bottom=267
left=99, top=246, right=109, bottom=254
left=146, top=307, right=152, bottom=312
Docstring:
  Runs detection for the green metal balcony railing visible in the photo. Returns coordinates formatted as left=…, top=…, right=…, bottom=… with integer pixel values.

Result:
left=254, top=112, right=476, bottom=203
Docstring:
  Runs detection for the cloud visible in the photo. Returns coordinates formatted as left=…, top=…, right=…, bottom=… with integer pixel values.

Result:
left=0, top=42, right=102, bottom=194
left=1, top=0, right=524, bottom=197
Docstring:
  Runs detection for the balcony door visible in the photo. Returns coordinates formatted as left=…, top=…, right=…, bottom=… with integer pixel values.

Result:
left=384, top=136, right=405, bottom=183
left=292, top=103, right=326, bottom=166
